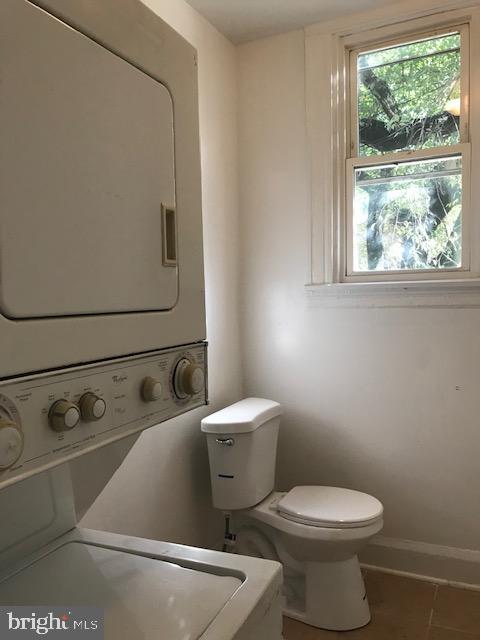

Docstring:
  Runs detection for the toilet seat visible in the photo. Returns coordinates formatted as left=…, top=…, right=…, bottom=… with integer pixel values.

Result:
left=277, top=486, right=383, bottom=529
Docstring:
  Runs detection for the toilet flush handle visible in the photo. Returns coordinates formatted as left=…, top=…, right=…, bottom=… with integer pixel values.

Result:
left=216, top=437, right=235, bottom=446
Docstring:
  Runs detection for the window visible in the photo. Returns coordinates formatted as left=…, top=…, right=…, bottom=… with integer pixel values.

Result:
left=346, top=26, right=470, bottom=281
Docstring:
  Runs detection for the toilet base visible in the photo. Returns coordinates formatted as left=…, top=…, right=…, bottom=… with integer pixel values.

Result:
left=284, top=556, right=370, bottom=631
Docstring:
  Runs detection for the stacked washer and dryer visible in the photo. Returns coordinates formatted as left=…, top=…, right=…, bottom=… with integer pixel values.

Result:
left=0, top=2, right=282, bottom=639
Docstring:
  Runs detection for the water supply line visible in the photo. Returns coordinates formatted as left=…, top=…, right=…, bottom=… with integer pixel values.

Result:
left=222, top=511, right=236, bottom=552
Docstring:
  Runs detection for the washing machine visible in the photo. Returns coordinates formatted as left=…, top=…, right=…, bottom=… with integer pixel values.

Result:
left=0, top=341, right=282, bottom=639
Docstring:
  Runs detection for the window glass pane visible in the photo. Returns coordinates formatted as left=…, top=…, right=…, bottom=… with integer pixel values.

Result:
left=357, top=33, right=461, bottom=156
left=352, top=156, right=462, bottom=272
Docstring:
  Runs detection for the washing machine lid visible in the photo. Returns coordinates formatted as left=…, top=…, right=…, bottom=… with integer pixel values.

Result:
left=277, top=486, right=383, bottom=528
left=0, top=542, right=242, bottom=640
left=201, top=397, right=282, bottom=434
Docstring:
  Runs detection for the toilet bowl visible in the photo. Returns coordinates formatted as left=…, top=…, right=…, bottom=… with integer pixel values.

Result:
left=234, top=489, right=383, bottom=630
left=201, top=398, right=384, bottom=631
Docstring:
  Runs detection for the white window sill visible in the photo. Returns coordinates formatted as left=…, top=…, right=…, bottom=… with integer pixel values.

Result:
left=305, top=279, right=480, bottom=308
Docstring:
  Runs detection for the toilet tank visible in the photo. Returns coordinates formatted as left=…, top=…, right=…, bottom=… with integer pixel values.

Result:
left=201, top=398, right=282, bottom=511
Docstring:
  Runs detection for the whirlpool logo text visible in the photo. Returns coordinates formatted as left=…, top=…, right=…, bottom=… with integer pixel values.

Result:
left=0, top=607, right=104, bottom=639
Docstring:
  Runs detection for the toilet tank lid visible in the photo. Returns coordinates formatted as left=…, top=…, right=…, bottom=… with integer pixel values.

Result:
left=201, top=398, right=282, bottom=433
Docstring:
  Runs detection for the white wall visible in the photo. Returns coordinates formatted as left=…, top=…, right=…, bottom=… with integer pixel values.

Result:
left=81, top=0, right=241, bottom=548
left=238, top=28, right=480, bottom=560
left=81, top=0, right=480, bottom=577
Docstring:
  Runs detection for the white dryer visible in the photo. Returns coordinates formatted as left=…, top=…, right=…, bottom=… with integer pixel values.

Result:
left=0, top=0, right=206, bottom=376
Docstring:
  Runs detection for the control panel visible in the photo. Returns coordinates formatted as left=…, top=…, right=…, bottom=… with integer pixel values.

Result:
left=0, top=343, right=207, bottom=489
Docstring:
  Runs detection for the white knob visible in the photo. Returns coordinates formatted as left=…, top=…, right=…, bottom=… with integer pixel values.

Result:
left=79, top=393, right=106, bottom=422
left=184, top=363, right=204, bottom=395
left=0, top=419, right=23, bottom=470
left=49, top=400, right=80, bottom=432
left=174, top=359, right=205, bottom=398
left=141, top=377, right=163, bottom=402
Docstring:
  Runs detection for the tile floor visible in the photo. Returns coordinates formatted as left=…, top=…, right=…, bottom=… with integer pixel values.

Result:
left=283, top=570, right=480, bottom=640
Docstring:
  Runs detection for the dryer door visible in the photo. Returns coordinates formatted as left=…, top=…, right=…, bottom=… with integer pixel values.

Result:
left=0, top=0, right=177, bottom=318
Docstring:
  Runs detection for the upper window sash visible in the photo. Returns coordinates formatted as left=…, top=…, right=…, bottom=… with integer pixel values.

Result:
left=348, top=24, right=470, bottom=160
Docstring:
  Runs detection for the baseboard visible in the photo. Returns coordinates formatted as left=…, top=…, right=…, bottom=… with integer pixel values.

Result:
left=214, top=531, right=480, bottom=591
left=360, top=535, right=480, bottom=591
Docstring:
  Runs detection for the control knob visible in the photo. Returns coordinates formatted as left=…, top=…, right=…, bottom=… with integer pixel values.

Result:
left=49, top=399, right=80, bottom=432
left=79, top=393, right=106, bottom=422
left=0, top=419, right=23, bottom=470
left=141, top=377, right=163, bottom=402
left=173, top=359, right=204, bottom=399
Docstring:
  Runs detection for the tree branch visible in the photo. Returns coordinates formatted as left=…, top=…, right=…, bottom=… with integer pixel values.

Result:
left=360, top=68, right=401, bottom=121
left=359, top=111, right=459, bottom=153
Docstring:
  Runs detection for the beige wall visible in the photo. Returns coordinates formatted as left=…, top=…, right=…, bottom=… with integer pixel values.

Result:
left=238, top=28, right=480, bottom=559
left=81, top=0, right=241, bottom=548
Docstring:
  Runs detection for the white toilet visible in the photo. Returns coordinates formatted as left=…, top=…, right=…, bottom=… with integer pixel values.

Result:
left=201, top=398, right=384, bottom=631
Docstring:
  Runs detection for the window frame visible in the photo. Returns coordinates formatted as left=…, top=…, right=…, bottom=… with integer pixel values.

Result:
left=303, top=3, right=480, bottom=306
left=344, top=24, right=471, bottom=282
